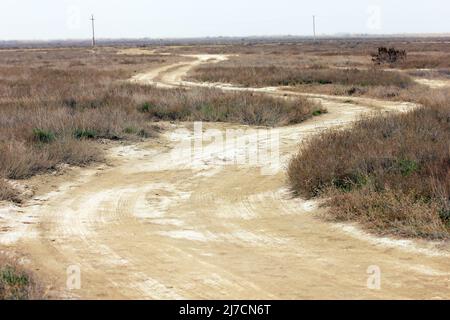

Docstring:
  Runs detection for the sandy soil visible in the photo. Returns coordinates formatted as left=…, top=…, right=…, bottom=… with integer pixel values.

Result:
left=116, top=48, right=172, bottom=56
left=1, top=54, right=449, bottom=300
left=414, top=78, right=450, bottom=89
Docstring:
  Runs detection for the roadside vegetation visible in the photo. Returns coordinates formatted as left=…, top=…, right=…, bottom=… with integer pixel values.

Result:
left=398, top=53, right=450, bottom=70
left=1, top=40, right=449, bottom=237
left=188, top=44, right=450, bottom=102
left=136, top=86, right=322, bottom=126
left=188, top=43, right=450, bottom=239
left=288, top=92, right=450, bottom=239
left=1, top=38, right=449, bottom=300
left=188, top=58, right=430, bottom=102
left=190, top=65, right=413, bottom=88
left=0, top=255, right=44, bottom=300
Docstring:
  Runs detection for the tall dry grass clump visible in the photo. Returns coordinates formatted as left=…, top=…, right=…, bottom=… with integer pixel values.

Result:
left=288, top=98, right=450, bottom=239
left=0, top=181, right=17, bottom=202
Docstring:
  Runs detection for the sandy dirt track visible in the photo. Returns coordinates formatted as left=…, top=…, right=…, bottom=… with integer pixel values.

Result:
left=1, top=54, right=449, bottom=299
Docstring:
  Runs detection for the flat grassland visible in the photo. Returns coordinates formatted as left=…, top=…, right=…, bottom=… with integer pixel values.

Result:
left=0, top=39, right=449, bottom=299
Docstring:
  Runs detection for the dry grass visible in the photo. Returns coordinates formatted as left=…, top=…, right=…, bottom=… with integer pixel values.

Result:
left=0, top=255, right=44, bottom=300
left=187, top=41, right=450, bottom=239
left=163, top=39, right=450, bottom=58
left=407, top=68, right=450, bottom=80
left=0, top=65, right=152, bottom=190
left=0, top=47, right=322, bottom=200
left=326, top=189, right=448, bottom=239
left=135, top=86, right=323, bottom=126
left=187, top=43, right=450, bottom=102
left=0, top=139, right=101, bottom=180
left=175, top=40, right=450, bottom=239
left=288, top=98, right=450, bottom=239
left=0, top=181, right=18, bottom=202
left=190, top=65, right=414, bottom=89
left=188, top=56, right=423, bottom=103
left=0, top=48, right=171, bottom=200
left=398, top=53, right=450, bottom=69
left=287, top=81, right=430, bottom=102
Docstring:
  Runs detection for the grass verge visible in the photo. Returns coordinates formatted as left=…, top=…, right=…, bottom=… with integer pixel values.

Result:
left=190, top=65, right=414, bottom=88
left=288, top=104, right=450, bottom=239
left=136, top=87, right=324, bottom=126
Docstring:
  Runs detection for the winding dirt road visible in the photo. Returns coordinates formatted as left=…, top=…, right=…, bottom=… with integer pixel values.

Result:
left=1, top=54, right=449, bottom=299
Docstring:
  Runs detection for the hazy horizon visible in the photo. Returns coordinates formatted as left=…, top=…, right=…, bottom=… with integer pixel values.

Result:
left=1, top=0, right=449, bottom=41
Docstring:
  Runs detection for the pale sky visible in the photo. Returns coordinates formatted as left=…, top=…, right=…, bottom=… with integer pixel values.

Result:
left=0, top=0, right=448, bottom=40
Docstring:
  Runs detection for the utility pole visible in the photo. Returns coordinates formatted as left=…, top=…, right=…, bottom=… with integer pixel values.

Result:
left=312, top=15, right=316, bottom=41
left=90, top=14, right=96, bottom=47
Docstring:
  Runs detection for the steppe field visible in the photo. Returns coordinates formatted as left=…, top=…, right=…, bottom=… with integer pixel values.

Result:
left=0, top=39, right=449, bottom=299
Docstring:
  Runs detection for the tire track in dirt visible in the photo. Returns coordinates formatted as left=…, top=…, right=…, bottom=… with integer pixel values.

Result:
left=1, top=54, right=449, bottom=299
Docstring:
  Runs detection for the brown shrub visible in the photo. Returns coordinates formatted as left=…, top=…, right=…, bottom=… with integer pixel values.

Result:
left=371, top=47, right=407, bottom=65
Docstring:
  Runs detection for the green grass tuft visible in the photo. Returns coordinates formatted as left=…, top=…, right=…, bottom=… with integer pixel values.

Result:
left=33, top=129, right=56, bottom=143
left=74, top=129, right=97, bottom=140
